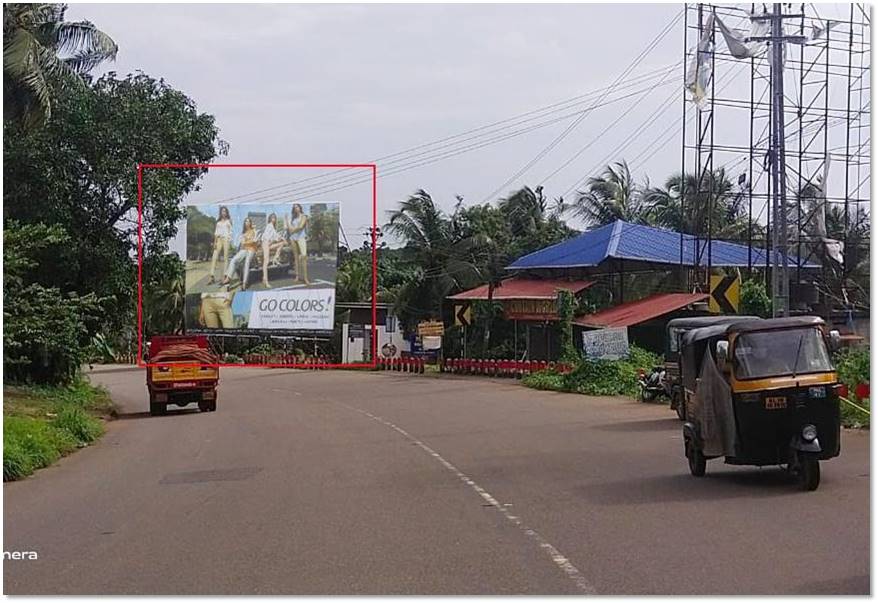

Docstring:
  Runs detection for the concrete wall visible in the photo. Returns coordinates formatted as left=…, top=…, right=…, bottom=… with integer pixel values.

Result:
left=341, top=323, right=411, bottom=363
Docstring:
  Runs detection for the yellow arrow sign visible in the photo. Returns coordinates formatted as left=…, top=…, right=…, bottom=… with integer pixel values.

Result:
left=454, top=303, right=472, bottom=327
left=709, top=275, right=740, bottom=313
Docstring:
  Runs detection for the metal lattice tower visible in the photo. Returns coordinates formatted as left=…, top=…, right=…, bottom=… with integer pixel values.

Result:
left=681, top=2, right=871, bottom=315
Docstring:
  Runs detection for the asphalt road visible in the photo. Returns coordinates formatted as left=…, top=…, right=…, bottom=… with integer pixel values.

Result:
left=4, top=368, right=870, bottom=595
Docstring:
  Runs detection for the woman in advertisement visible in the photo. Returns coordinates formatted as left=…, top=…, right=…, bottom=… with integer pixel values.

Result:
left=284, top=203, right=310, bottom=285
left=198, top=289, right=235, bottom=329
left=260, top=212, right=286, bottom=289
left=221, top=217, right=259, bottom=290
left=207, top=206, right=232, bottom=285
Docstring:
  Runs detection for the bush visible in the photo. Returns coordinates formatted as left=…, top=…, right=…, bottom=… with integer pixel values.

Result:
left=522, top=371, right=567, bottom=392
left=522, top=345, right=662, bottom=398
left=740, top=279, right=772, bottom=318
left=4, top=222, right=105, bottom=385
left=835, top=347, right=870, bottom=428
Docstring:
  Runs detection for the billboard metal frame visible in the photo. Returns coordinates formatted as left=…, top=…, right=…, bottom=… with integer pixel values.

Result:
left=137, top=163, right=378, bottom=369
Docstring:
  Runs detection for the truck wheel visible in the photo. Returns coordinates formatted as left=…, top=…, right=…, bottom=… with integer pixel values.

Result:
left=209, top=399, right=217, bottom=412
left=798, top=454, right=820, bottom=491
left=149, top=401, right=166, bottom=416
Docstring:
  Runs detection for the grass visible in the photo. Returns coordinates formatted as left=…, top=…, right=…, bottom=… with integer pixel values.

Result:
left=4, top=378, right=114, bottom=481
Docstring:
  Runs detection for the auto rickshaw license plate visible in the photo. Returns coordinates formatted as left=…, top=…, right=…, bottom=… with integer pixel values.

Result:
left=765, top=396, right=787, bottom=409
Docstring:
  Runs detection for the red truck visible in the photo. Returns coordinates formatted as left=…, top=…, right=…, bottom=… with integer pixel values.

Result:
left=146, top=335, right=219, bottom=416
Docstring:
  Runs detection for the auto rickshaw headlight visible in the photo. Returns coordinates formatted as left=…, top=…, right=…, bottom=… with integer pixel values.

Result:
left=802, top=424, right=818, bottom=442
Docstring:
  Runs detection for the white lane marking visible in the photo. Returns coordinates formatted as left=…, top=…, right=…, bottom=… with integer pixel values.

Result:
left=340, top=403, right=596, bottom=595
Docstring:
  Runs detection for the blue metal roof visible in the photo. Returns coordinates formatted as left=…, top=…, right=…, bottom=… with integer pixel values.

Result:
left=507, top=220, right=820, bottom=270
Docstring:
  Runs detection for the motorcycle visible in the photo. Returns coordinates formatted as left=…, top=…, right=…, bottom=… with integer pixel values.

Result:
left=637, top=366, right=668, bottom=402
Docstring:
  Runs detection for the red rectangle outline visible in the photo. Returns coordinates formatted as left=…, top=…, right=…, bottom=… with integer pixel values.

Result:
left=137, top=163, right=378, bottom=369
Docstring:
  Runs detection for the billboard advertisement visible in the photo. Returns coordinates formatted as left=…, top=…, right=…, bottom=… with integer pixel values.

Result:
left=183, top=202, right=339, bottom=333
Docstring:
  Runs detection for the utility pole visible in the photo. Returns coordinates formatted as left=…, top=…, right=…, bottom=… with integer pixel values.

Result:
left=751, top=5, right=805, bottom=317
left=770, top=3, right=790, bottom=317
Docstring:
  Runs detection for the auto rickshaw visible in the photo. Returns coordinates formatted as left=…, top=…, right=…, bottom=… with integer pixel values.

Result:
left=680, top=316, right=842, bottom=491
left=664, top=316, right=759, bottom=420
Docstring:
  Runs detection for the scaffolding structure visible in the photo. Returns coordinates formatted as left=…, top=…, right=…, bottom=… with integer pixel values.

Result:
left=681, top=2, right=870, bottom=316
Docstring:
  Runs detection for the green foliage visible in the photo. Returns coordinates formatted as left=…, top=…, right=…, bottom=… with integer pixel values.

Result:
left=88, top=333, right=117, bottom=364
left=51, top=405, right=104, bottom=443
left=337, top=254, right=372, bottom=303
left=379, top=187, right=575, bottom=332
left=4, top=416, right=76, bottom=480
left=740, top=278, right=772, bottom=318
left=572, top=160, right=648, bottom=226
left=3, top=379, right=111, bottom=480
left=4, top=222, right=105, bottom=384
left=521, top=370, right=567, bottom=392
left=835, top=347, right=870, bottom=428
left=522, top=345, right=662, bottom=398
left=3, top=3, right=118, bottom=127
left=4, top=71, right=227, bottom=341
left=556, top=290, right=578, bottom=362
left=143, top=253, right=185, bottom=338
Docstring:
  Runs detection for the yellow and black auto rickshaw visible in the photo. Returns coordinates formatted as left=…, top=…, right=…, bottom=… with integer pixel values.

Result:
left=664, top=316, right=759, bottom=420
left=680, top=316, right=842, bottom=491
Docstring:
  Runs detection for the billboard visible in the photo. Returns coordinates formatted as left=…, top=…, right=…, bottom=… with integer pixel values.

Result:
left=183, top=202, right=339, bottom=333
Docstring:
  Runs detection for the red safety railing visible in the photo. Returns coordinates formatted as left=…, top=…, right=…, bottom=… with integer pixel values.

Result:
left=437, top=358, right=572, bottom=378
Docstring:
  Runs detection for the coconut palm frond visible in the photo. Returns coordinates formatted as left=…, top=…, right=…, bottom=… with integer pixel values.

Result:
left=3, top=2, right=117, bottom=126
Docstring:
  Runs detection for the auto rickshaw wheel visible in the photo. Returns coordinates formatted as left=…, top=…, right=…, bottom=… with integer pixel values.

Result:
left=675, top=404, right=685, bottom=421
left=797, top=454, right=820, bottom=491
left=686, top=441, right=706, bottom=477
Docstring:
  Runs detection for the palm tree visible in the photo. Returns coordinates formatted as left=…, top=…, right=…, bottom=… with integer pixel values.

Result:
left=571, top=160, right=647, bottom=226
left=497, top=185, right=575, bottom=257
left=4, top=3, right=117, bottom=126
left=385, top=190, right=483, bottom=328
left=644, top=169, right=755, bottom=241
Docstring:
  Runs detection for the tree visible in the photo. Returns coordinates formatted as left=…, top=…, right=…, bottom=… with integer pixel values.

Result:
left=4, top=71, right=228, bottom=337
left=384, top=190, right=484, bottom=329
left=571, top=160, right=647, bottom=226
left=497, top=185, right=575, bottom=258
left=3, top=3, right=117, bottom=126
left=4, top=221, right=104, bottom=383
left=644, top=169, right=756, bottom=241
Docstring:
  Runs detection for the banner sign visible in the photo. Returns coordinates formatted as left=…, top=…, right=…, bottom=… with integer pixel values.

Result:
left=417, top=320, right=445, bottom=337
left=581, top=327, right=630, bottom=360
left=504, top=298, right=557, bottom=320
left=183, top=202, right=339, bottom=333
left=247, top=289, right=335, bottom=331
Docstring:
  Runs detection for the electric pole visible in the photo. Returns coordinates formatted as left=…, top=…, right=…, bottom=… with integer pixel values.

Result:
left=771, top=3, right=790, bottom=317
left=752, top=4, right=805, bottom=317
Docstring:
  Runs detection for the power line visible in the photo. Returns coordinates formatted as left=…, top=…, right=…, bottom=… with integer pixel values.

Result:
left=211, top=63, right=678, bottom=205
left=479, top=7, right=685, bottom=203
left=229, top=77, right=680, bottom=205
